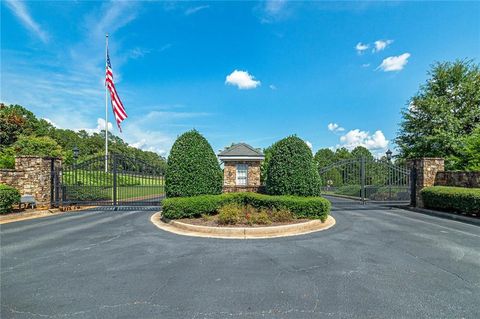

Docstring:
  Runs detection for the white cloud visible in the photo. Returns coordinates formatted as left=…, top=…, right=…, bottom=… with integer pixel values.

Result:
left=185, top=5, right=210, bottom=16
left=269, top=84, right=277, bottom=90
left=79, top=118, right=113, bottom=135
left=362, top=63, right=370, bottom=68
left=258, top=0, right=289, bottom=23
left=373, top=39, right=393, bottom=52
left=339, top=129, right=389, bottom=150
left=5, top=0, right=49, bottom=43
left=378, top=53, right=411, bottom=72
left=328, top=123, right=345, bottom=132
left=305, top=140, right=313, bottom=150
left=225, top=70, right=261, bottom=90
left=355, top=42, right=369, bottom=54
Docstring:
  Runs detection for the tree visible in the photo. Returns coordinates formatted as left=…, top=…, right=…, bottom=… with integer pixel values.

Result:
left=459, top=127, right=480, bottom=171
left=266, top=136, right=321, bottom=196
left=11, top=135, right=63, bottom=158
left=314, top=148, right=335, bottom=169
left=334, top=147, right=352, bottom=162
left=165, top=130, right=223, bottom=197
left=351, top=146, right=373, bottom=160
left=260, top=144, right=275, bottom=184
left=396, top=60, right=480, bottom=170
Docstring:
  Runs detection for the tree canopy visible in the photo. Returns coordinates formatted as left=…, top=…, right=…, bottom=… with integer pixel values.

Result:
left=0, top=103, right=166, bottom=170
left=395, top=60, right=480, bottom=170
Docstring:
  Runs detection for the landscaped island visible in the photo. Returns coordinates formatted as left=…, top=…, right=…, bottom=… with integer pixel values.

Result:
left=162, top=192, right=331, bottom=227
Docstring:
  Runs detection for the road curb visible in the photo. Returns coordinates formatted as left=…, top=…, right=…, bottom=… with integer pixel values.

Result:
left=0, top=206, right=95, bottom=224
left=398, top=206, right=480, bottom=226
left=150, top=212, right=336, bottom=239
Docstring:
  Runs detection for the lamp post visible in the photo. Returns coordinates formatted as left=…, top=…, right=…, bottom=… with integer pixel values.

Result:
left=73, top=146, right=79, bottom=186
left=386, top=149, right=392, bottom=162
left=386, top=149, right=392, bottom=200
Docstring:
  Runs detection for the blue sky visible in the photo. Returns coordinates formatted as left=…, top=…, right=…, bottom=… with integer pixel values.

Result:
left=1, top=1, right=479, bottom=157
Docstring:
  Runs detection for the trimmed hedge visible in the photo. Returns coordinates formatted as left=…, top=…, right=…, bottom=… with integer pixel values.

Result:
left=0, top=184, right=21, bottom=214
left=266, top=136, right=321, bottom=196
left=162, top=192, right=331, bottom=221
left=421, top=186, right=480, bottom=216
left=165, top=130, right=223, bottom=197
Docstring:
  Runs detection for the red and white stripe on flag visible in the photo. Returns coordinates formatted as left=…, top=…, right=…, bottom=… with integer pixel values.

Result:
left=105, top=52, right=127, bottom=131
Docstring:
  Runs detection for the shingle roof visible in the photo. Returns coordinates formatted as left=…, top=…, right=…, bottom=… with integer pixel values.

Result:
left=218, top=143, right=264, bottom=157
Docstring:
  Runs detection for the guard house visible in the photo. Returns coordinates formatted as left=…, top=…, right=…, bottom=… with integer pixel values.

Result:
left=218, top=143, right=265, bottom=193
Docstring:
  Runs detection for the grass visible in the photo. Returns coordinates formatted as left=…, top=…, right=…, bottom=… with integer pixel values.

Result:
left=63, top=170, right=164, bottom=187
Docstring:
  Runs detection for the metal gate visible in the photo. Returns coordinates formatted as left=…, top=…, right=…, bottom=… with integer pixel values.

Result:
left=319, top=157, right=412, bottom=205
left=52, top=154, right=165, bottom=207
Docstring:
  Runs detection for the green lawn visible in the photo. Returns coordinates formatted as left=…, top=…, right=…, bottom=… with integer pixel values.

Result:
left=63, top=170, right=164, bottom=187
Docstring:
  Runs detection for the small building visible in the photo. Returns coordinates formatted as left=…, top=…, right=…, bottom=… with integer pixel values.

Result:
left=218, top=143, right=265, bottom=193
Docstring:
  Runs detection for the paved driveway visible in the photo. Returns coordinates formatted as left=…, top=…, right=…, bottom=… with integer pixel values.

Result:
left=1, top=199, right=479, bottom=318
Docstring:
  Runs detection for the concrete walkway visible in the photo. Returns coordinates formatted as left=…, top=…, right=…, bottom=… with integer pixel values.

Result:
left=1, top=199, right=479, bottom=318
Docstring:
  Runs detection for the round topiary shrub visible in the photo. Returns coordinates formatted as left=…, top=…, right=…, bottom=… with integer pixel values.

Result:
left=165, top=130, right=223, bottom=197
left=266, top=136, right=321, bottom=196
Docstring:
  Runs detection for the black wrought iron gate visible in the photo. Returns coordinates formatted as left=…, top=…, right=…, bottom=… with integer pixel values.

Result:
left=319, top=157, right=412, bottom=205
left=52, top=154, right=165, bottom=207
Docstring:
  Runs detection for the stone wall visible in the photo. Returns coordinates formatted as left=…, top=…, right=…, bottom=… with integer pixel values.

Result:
left=0, top=156, right=62, bottom=207
left=222, top=160, right=262, bottom=193
left=408, top=158, right=445, bottom=208
left=434, top=171, right=480, bottom=188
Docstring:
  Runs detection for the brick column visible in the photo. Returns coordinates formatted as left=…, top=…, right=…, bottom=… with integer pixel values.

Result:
left=408, top=158, right=444, bottom=208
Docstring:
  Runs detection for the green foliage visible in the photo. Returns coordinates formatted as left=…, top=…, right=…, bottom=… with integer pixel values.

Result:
left=351, top=146, right=373, bottom=160
left=162, top=192, right=331, bottom=221
left=266, top=136, right=321, bottom=196
left=314, top=148, right=335, bottom=169
left=458, top=127, right=480, bottom=171
left=64, top=186, right=112, bottom=202
left=421, top=186, right=480, bottom=216
left=334, top=185, right=362, bottom=197
left=334, top=147, right=353, bottom=162
left=270, top=208, right=294, bottom=222
left=260, top=144, right=275, bottom=184
left=165, top=130, right=223, bottom=197
left=0, top=184, right=21, bottom=214
left=217, top=203, right=242, bottom=225
left=0, top=103, right=166, bottom=170
left=396, top=60, right=480, bottom=170
left=11, top=135, right=63, bottom=158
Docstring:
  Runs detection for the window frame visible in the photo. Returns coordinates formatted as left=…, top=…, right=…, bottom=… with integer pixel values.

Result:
left=235, top=163, right=248, bottom=186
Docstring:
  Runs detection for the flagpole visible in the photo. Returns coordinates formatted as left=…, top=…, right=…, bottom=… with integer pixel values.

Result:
left=105, top=33, right=109, bottom=173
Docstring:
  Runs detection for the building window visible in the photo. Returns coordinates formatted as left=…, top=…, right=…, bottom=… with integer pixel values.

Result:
left=236, top=164, right=248, bottom=186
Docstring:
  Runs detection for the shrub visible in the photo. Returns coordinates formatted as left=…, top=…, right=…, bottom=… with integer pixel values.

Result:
left=421, top=186, right=480, bottom=216
left=165, top=130, right=223, bottom=197
left=266, top=136, right=321, bottom=196
left=162, top=192, right=331, bottom=221
left=249, top=210, right=271, bottom=225
left=0, top=184, right=20, bottom=214
left=217, top=203, right=242, bottom=225
left=270, top=208, right=294, bottom=222
left=64, top=186, right=112, bottom=202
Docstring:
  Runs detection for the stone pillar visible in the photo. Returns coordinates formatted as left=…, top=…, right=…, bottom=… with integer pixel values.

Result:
left=0, top=156, right=62, bottom=208
left=408, top=158, right=445, bottom=208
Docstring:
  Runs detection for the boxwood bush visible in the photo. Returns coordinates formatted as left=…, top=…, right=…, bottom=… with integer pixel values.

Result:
left=266, top=136, right=321, bottom=196
left=162, top=192, right=331, bottom=221
left=165, top=130, right=223, bottom=197
left=0, top=184, right=21, bottom=214
left=421, top=186, right=480, bottom=216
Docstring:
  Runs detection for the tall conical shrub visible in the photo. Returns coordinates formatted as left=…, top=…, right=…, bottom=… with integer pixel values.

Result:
left=165, top=130, right=223, bottom=197
left=266, top=136, right=321, bottom=196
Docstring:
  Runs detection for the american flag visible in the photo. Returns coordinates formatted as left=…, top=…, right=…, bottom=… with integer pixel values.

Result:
left=105, top=50, right=127, bottom=131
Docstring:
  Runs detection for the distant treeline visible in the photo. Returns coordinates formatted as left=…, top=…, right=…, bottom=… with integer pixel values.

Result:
left=0, top=103, right=166, bottom=170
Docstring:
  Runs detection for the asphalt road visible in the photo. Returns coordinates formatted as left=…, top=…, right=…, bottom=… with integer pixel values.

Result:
left=1, top=199, right=479, bottom=318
